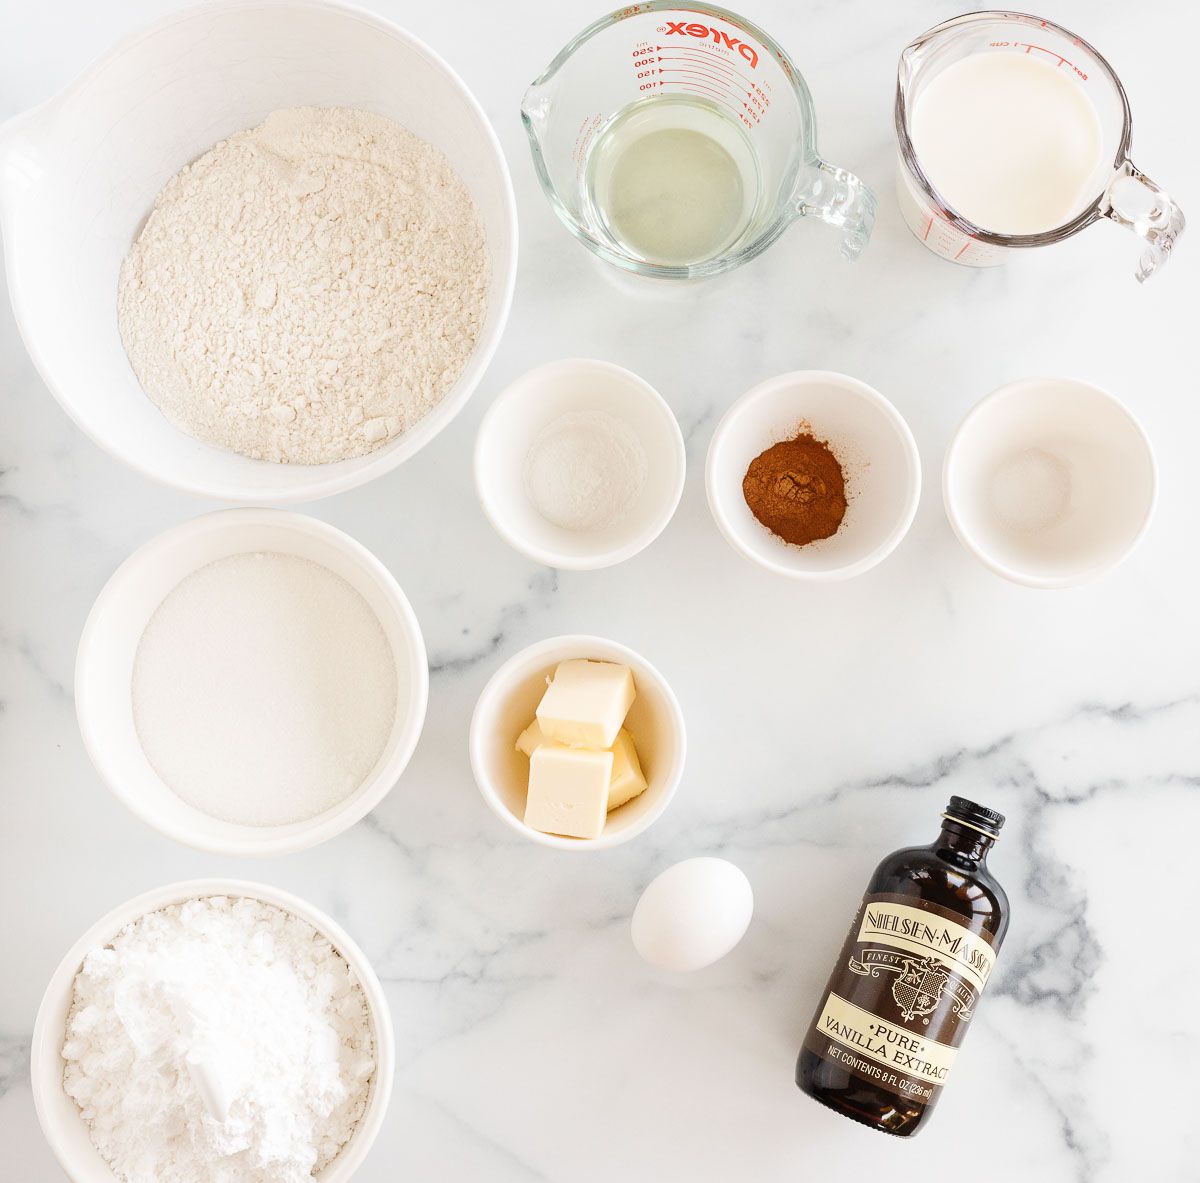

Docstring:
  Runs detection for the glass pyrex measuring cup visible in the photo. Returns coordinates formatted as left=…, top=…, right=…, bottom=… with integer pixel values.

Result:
left=895, top=11, right=1185, bottom=281
left=521, top=2, right=876, bottom=279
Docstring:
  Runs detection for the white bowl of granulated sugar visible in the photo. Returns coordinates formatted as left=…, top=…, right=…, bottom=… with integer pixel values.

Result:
left=0, top=2, right=516, bottom=502
left=32, top=880, right=395, bottom=1182
left=75, top=508, right=428, bottom=856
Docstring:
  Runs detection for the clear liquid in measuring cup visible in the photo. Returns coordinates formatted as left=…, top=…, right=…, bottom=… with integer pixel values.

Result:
left=583, top=96, right=761, bottom=268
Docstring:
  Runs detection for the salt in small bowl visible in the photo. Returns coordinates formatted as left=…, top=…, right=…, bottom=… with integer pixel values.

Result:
left=943, top=377, right=1156, bottom=588
left=474, top=358, right=686, bottom=570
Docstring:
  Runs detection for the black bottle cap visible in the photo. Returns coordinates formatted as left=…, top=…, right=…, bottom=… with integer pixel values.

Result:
left=944, top=796, right=1005, bottom=839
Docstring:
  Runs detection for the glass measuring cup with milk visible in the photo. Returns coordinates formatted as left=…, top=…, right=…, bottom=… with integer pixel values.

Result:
left=521, top=3, right=876, bottom=279
left=896, top=12, right=1185, bottom=281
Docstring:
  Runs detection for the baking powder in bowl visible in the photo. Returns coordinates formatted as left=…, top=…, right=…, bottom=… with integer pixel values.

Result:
left=132, top=552, right=396, bottom=826
left=62, top=896, right=374, bottom=1182
left=523, top=410, right=648, bottom=531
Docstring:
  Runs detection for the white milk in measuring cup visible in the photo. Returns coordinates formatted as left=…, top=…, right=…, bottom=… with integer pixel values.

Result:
left=895, top=12, right=1184, bottom=280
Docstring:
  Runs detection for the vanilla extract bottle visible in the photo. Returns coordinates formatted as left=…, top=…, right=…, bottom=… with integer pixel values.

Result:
left=796, top=796, right=1009, bottom=1136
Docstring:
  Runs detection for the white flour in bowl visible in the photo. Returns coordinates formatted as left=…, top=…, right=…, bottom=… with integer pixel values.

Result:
left=61, top=895, right=375, bottom=1183
left=118, top=107, right=488, bottom=464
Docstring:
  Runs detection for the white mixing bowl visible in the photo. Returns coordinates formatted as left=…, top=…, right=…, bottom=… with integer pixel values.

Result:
left=0, top=0, right=517, bottom=501
left=31, top=879, right=395, bottom=1182
left=76, top=508, right=429, bottom=855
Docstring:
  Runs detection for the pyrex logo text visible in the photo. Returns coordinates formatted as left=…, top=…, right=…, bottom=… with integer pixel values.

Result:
left=662, top=21, right=760, bottom=69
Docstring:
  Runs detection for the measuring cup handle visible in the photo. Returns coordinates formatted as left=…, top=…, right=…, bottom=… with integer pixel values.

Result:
left=793, top=159, right=877, bottom=261
left=1101, top=162, right=1186, bottom=283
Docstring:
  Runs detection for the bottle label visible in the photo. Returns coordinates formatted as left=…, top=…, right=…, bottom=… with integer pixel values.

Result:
left=802, top=893, right=997, bottom=1106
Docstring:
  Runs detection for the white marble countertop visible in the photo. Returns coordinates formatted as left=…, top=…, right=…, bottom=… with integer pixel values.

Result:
left=2, top=1, right=1198, bottom=1179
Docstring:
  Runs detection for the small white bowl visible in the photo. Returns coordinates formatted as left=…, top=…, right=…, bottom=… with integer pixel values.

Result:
left=474, top=359, right=686, bottom=569
left=943, top=377, right=1156, bottom=588
left=705, top=371, right=921, bottom=580
left=75, top=509, right=428, bottom=855
left=469, top=635, right=686, bottom=850
left=31, top=879, right=394, bottom=1183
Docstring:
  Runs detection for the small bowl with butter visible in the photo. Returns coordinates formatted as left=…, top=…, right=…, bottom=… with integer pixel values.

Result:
left=469, top=635, right=686, bottom=849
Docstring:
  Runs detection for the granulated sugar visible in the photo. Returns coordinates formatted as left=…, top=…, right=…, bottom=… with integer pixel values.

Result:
left=132, top=552, right=396, bottom=826
left=118, top=107, right=488, bottom=464
left=62, top=895, right=375, bottom=1183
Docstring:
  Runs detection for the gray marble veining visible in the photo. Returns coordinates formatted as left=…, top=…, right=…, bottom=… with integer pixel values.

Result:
left=2, top=0, right=1198, bottom=1179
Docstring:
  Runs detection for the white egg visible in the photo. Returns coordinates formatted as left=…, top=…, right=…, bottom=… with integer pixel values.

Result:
left=630, top=857, right=753, bottom=973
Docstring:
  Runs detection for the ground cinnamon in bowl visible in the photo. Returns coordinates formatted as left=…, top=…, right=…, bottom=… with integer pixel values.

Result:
left=742, top=429, right=847, bottom=546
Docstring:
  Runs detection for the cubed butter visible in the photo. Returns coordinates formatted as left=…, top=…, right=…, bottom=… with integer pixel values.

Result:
left=515, top=719, right=546, bottom=757
left=524, top=743, right=615, bottom=839
left=607, top=728, right=648, bottom=810
left=518, top=720, right=646, bottom=815
left=535, top=659, right=635, bottom=749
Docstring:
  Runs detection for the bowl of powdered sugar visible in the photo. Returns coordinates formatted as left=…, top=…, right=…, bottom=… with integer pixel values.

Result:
left=75, top=508, right=428, bottom=855
left=0, top=2, right=516, bottom=501
left=32, top=880, right=394, bottom=1182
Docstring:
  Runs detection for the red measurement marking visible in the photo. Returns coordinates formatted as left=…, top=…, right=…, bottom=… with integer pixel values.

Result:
left=660, top=80, right=746, bottom=124
left=661, top=79, right=734, bottom=104
left=1014, top=42, right=1087, bottom=79
left=659, top=49, right=765, bottom=90
left=660, top=70, right=747, bottom=100
left=954, top=240, right=973, bottom=260
left=660, top=67, right=734, bottom=83
left=659, top=67, right=762, bottom=110
left=662, top=67, right=734, bottom=91
left=923, top=215, right=933, bottom=241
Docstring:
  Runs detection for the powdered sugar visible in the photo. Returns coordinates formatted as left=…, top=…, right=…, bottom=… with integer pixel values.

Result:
left=118, top=107, right=488, bottom=464
left=61, top=895, right=375, bottom=1183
